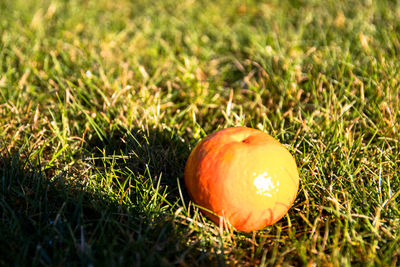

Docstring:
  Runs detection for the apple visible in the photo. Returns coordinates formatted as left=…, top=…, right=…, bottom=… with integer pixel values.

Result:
left=184, top=126, right=299, bottom=232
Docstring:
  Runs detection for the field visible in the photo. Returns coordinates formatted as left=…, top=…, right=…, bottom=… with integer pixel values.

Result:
left=1, top=0, right=400, bottom=265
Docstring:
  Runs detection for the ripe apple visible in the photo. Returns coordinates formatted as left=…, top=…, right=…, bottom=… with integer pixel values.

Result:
left=184, top=126, right=299, bottom=232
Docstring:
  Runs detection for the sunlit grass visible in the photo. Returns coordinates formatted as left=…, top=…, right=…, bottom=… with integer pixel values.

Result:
left=1, top=0, right=400, bottom=265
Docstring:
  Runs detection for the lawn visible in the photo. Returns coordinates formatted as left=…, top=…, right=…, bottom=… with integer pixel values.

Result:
left=1, top=0, right=399, bottom=265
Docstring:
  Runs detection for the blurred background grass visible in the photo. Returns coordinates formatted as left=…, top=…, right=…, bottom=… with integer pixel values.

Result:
left=1, top=0, right=399, bottom=265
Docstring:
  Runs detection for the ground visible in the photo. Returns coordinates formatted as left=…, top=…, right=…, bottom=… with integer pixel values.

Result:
left=1, top=0, right=399, bottom=265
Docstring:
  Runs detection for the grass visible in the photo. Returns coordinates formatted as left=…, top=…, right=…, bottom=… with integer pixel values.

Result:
left=1, top=0, right=400, bottom=265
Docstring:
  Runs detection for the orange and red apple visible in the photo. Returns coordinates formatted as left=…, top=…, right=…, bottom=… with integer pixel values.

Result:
left=184, top=126, right=299, bottom=232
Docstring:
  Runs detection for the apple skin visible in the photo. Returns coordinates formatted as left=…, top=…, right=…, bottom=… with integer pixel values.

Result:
left=184, top=126, right=299, bottom=232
